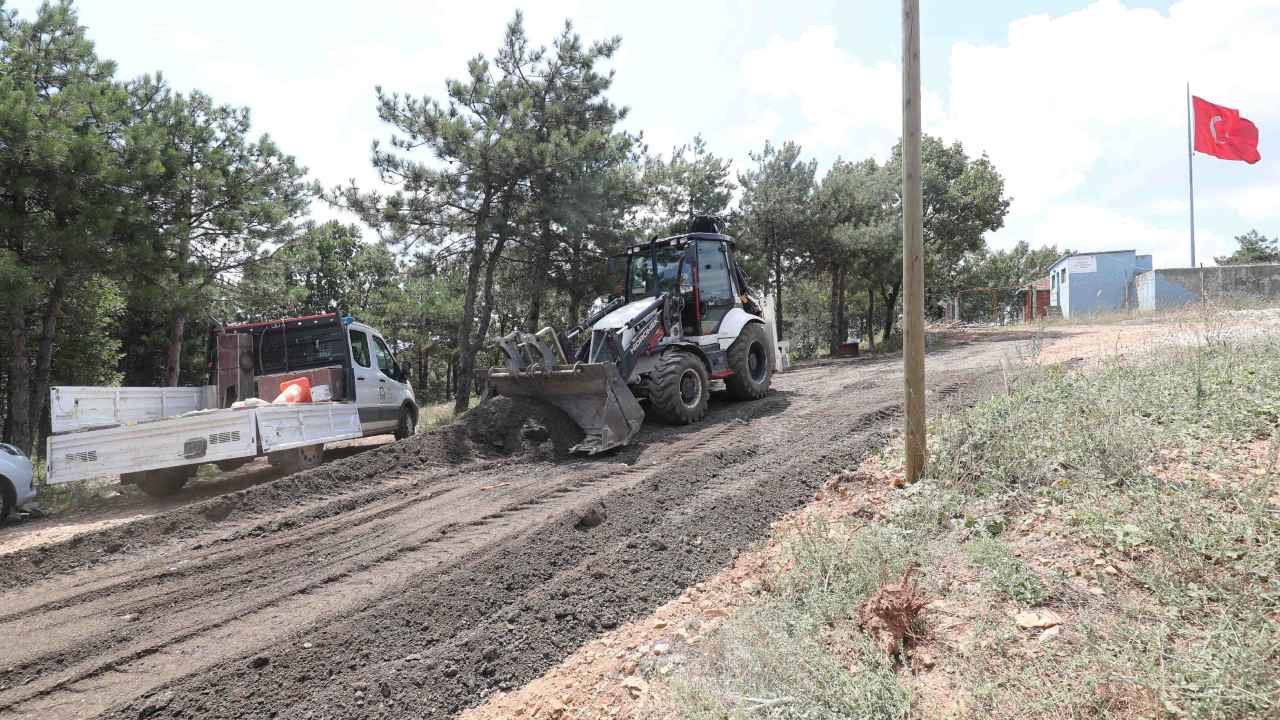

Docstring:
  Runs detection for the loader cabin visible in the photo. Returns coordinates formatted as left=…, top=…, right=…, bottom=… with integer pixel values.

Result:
left=616, top=232, right=751, bottom=338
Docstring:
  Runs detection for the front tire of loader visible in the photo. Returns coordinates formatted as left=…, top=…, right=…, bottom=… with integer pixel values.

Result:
left=648, top=351, right=710, bottom=425
left=724, top=322, right=772, bottom=400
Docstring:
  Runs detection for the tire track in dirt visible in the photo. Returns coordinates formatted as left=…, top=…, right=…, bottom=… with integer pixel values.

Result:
left=0, top=337, right=1019, bottom=720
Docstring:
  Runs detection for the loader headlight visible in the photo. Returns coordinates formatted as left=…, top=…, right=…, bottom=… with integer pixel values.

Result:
left=0, top=443, right=26, bottom=458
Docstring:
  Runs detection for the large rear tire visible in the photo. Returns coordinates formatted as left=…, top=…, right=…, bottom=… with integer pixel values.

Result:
left=648, top=351, right=710, bottom=425
left=724, top=322, right=772, bottom=400
left=132, top=467, right=192, bottom=497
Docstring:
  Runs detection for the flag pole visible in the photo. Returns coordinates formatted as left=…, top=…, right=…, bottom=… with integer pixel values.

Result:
left=1186, top=82, right=1197, bottom=267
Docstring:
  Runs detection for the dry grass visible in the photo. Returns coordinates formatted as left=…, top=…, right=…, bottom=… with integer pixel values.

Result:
left=646, top=300, right=1280, bottom=720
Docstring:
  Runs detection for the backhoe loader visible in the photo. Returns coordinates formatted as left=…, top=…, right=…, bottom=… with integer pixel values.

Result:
left=490, top=217, right=775, bottom=454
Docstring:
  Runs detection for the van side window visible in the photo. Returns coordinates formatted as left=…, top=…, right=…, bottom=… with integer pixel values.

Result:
left=372, top=335, right=393, bottom=375
left=350, top=330, right=371, bottom=368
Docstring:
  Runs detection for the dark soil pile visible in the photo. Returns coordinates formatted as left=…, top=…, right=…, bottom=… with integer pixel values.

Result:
left=458, top=396, right=584, bottom=458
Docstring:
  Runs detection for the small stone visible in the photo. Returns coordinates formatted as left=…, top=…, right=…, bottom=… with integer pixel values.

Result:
left=1014, top=609, right=1062, bottom=630
left=621, top=676, right=648, bottom=698
left=403, top=653, right=421, bottom=662
left=651, top=641, right=670, bottom=656
left=1039, top=626, right=1061, bottom=642
left=137, top=690, right=174, bottom=718
left=379, top=681, right=392, bottom=698
left=120, top=613, right=139, bottom=623
left=574, top=504, right=607, bottom=530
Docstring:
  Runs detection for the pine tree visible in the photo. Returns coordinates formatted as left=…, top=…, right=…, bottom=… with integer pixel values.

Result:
left=737, top=141, right=817, bottom=340
left=0, top=0, right=133, bottom=452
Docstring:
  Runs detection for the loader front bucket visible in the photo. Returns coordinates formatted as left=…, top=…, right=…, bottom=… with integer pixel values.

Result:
left=487, top=362, right=644, bottom=455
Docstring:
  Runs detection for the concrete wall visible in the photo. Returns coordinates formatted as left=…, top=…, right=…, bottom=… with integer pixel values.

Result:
left=1137, top=264, right=1280, bottom=310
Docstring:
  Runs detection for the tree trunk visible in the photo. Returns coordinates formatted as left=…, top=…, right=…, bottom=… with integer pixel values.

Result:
left=882, top=281, right=902, bottom=338
left=453, top=217, right=491, bottom=414
left=4, top=303, right=32, bottom=454
left=835, top=267, right=848, bottom=349
left=828, top=265, right=842, bottom=356
left=772, top=249, right=784, bottom=340
left=165, top=308, right=187, bottom=386
left=866, top=287, right=876, bottom=351
left=567, top=290, right=583, bottom=330
left=28, top=274, right=68, bottom=458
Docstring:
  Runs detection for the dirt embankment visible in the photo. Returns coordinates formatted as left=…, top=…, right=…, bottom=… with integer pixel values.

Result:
left=0, top=331, right=1028, bottom=720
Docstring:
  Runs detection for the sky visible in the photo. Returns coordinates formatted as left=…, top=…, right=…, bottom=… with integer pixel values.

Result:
left=13, top=0, right=1280, bottom=269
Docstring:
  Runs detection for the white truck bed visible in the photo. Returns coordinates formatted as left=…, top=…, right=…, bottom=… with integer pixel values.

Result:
left=50, top=385, right=218, bottom=434
left=46, top=387, right=362, bottom=485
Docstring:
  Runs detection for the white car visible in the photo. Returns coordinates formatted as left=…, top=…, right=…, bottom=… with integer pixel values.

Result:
left=0, top=443, right=36, bottom=521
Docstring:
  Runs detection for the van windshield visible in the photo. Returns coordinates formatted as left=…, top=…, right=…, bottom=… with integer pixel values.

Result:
left=627, top=245, right=689, bottom=301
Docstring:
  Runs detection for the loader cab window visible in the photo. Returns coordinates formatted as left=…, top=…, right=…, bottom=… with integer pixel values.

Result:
left=697, top=240, right=736, bottom=335
left=626, top=244, right=691, bottom=302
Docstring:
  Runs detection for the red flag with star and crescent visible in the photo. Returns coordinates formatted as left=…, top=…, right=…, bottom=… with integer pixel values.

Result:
left=1193, top=96, right=1261, bottom=164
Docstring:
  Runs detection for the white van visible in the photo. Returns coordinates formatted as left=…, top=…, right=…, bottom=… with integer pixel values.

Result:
left=45, top=313, right=416, bottom=496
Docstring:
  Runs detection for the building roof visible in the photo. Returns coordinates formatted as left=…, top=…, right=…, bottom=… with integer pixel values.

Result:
left=1049, top=249, right=1137, bottom=269
left=1029, top=276, right=1051, bottom=291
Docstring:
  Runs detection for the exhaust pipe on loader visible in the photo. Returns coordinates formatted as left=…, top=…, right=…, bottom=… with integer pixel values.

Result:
left=490, top=327, right=645, bottom=455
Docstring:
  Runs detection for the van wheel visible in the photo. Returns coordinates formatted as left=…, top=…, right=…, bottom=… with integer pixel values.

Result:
left=1, top=480, right=14, bottom=521
left=394, top=406, right=417, bottom=440
left=269, top=444, right=325, bottom=474
left=133, top=468, right=192, bottom=497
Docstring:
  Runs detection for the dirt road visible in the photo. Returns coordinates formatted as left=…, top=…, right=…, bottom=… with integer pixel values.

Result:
left=0, top=333, right=1023, bottom=720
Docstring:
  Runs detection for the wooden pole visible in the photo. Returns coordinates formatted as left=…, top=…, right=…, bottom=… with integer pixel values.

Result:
left=902, top=0, right=926, bottom=484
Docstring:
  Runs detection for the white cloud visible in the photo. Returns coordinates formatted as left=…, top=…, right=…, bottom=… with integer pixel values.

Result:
left=1213, top=182, right=1280, bottom=221
left=1024, top=203, right=1232, bottom=269
left=738, top=26, right=944, bottom=161
left=941, top=0, right=1280, bottom=257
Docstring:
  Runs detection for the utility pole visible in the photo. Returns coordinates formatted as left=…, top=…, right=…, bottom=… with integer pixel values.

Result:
left=902, top=0, right=926, bottom=484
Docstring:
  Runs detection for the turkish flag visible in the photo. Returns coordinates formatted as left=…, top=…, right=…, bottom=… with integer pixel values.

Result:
left=1193, top=96, right=1261, bottom=164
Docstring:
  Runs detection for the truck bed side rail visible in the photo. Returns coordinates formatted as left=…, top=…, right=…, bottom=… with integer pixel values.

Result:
left=50, top=386, right=217, bottom=434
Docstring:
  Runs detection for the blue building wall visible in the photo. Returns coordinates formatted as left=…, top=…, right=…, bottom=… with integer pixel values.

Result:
left=1048, top=251, right=1148, bottom=318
